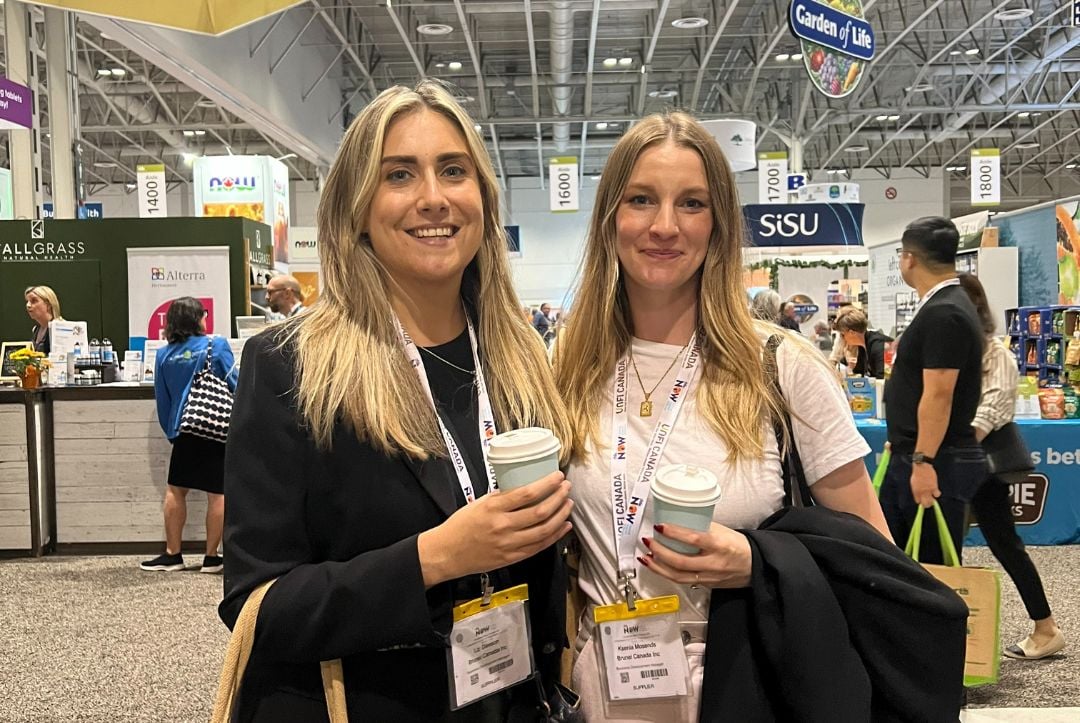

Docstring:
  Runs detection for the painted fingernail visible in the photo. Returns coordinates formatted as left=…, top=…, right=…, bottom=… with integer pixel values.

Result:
left=637, top=556, right=650, bottom=566
left=653, top=524, right=665, bottom=534
left=641, top=538, right=652, bottom=549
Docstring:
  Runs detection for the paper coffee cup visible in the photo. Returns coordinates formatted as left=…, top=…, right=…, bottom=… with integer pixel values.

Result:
left=650, top=464, right=721, bottom=555
left=488, top=427, right=562, bottom=493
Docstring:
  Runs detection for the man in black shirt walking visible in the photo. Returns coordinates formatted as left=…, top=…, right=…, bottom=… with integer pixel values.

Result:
left=881, top=217, right=988, bottom=564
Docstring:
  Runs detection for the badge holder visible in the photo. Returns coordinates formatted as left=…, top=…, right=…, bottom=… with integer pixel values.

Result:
left=447, top=583, right=536, bottom=710
left=593, top=594, right=689, bottom=702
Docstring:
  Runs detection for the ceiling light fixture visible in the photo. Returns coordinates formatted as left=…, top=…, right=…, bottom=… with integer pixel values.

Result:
left=435, top=62, right=446, bottom=68
left=1067, top=164, right=1078, bottom=170
left=791, top=53, right=803, bottom=61
left=949, top=50, right=962, bottom=56
left=875, top=114, right=889, bottom=121
left=96, top=68, right=111, bottom=77
left=125, top=183, right=137, bottom=190
left=595, top=122, right=609, bottom=130
left=182, top=153, right=196, bottom=164
left=448, top=61, right=462, bottom=70
left=671, top=17, right=708, bottom=29
left=905, top=83, right=934, bottom=93
left=194, top=130, right=206, bottom=136
left=92, top=161, right=116, bottom=168
left=1017, top=111, right=1030, bottom=118
left=591, top=175, right=601, bottom=180
left=417, top=23, right=453, bottom=36
left=995, top=8, right=1034, bottom=22
left=602, top=57, right=618, bottom=67
left=183, top=130, right=195, bottom=137
left=887, top=114, right=900, bottom=121
left=965, top=48, right=980, bottom=56
left=110, top=68, right=126, bottom=77
left=648, top=88, right=679, bottom=99
left=845, top=145, right=870, bottom=153
left=1015, top=141, right=1040, bottom=149
left=474, top=124, right=482, bottom=132
left=619, top=57, right=633, bottom=66
left=775, top=53, right=791, bottom=62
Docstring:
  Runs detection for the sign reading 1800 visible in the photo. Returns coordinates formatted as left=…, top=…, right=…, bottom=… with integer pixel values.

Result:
left=789, top=0, right=875, bottom=99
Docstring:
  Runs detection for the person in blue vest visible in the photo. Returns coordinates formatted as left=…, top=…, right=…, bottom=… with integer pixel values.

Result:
left=142, top=296, right=238, bottom=574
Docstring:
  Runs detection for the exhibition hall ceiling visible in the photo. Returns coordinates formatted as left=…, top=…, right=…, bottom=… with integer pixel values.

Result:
left=2, top=0, right=1080, bottom=208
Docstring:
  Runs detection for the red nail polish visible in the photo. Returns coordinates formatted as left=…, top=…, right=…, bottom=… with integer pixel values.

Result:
left=637, top=556, right=650, bottom=566
left=642, top=538, right=652, bottom=549
left=654, top=524, right=665, bottom=534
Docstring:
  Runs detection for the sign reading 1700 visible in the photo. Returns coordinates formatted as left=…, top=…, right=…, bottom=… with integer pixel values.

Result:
left=789, top=0, right=875, bottom=61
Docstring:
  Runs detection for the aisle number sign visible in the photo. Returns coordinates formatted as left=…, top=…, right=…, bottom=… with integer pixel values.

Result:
left=137, top=164, right=168, bottom=218
left=549, top=157, right=579, bottom=213
left=971, top=149, right=1000, bottom=207
left=1074, top=0, right=1080, bottom=27
left=758, top=152, right=789, bottom=204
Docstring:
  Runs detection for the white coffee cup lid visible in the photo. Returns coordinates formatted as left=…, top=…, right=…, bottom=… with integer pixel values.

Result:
left=487, top=427, right=561, bottom=464
left=651, top=464, right=721, bottom=506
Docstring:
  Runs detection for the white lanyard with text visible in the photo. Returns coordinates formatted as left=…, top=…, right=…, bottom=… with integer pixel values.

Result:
left=610, top=336, right=700, bottom=607
left=397, top=314, right=498, bottom=503
left=912, top=277, right=960, bottom=319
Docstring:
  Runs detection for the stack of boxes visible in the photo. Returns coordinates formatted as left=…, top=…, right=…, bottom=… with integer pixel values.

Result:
left=1006, top=306, right=1080, bottom=386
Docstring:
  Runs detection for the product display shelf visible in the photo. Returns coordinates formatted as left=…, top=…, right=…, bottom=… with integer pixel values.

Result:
left=1007, top=306, right=1076, bottom=386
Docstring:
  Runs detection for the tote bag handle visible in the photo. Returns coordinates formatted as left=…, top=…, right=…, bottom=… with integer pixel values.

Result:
left=903, top=502, right=961, bottom=568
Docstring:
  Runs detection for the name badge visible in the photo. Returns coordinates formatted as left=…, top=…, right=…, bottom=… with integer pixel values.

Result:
left=448, top=584, right=535, bottom=710
left=594, top=595, right=688, bottom=701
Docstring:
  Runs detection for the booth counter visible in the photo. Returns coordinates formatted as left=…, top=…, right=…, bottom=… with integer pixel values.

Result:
left=856, top=419, right=1080, bottom=545
left=0, top=384, right=207, bottom=556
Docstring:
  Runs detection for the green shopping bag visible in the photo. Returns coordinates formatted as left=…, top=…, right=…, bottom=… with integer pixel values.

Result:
left=871, top=445, right=890, bottom=496
left=905, top=503, right=1002, bottom=687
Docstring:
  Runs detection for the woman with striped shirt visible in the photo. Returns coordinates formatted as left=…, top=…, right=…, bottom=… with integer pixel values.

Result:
left=959, top=274, right=1065, bottom=661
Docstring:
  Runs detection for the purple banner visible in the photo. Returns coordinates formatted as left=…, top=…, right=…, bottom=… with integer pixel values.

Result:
left=0, top=76, right=32, bottom=130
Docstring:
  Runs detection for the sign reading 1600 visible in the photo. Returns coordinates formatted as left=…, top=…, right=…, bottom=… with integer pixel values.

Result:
left=789, top=0, right=875, bottom=99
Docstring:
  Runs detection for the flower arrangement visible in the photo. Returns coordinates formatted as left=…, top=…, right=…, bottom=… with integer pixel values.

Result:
left=9, top=348, right=50, bottom=389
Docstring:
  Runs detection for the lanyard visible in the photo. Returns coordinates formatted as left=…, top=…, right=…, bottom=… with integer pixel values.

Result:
left=912, top=277, right=960, bottom=318
left=397, top=313, right=498, bottom=503
left=610, top=336, right=700, bottom=607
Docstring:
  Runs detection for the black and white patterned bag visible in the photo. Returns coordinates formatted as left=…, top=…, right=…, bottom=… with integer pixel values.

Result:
left=178, top=337, right=233, bottom=443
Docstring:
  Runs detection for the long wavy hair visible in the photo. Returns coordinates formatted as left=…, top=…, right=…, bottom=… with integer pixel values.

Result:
left=284, top=80, right=568, bottom=459
left=554, top=111, right=791, bottom=464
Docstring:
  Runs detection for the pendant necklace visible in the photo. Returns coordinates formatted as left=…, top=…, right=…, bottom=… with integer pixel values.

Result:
left=418, top=345, right=476, bottom=376
left=628, top=340, right=690, bottom=417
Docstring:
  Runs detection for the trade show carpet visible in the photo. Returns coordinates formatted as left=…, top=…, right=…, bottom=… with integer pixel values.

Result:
left=0, top=547, right=1078, bottom=722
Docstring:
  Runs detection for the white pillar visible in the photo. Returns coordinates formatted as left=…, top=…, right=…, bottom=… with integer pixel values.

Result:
left=789, top=137, right=805, bottom=174
left=44, top=7, right=80, bottom=218
left=3, top=0, right=44, bottom=218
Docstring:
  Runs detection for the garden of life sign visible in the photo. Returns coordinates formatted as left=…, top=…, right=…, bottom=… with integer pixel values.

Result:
left=789, top=0, right=875, bottom=99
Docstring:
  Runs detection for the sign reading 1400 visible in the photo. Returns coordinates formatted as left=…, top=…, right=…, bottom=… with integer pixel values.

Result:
left=789, top=0, right=876, bottom=99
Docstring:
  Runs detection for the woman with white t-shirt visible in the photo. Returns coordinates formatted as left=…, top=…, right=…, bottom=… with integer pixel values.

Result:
left=553, top=112, right=892, bottom=722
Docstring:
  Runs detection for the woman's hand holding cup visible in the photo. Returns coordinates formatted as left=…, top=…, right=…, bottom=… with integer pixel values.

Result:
left=639, top=521, right=752, bottom=589
left=418, top=471, right=573, bottom=587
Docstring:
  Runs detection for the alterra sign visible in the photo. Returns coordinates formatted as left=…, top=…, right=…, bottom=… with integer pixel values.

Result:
left=789, top=0, right=875, bottom=98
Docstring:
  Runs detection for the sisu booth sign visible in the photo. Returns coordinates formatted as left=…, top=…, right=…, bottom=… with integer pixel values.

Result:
left=743, top=203, right=865, bottom=247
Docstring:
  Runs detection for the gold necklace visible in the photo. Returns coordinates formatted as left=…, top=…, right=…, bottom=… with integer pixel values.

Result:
left=418, top=345, right=475, bottom=375
left=628, top=341, right=690, bottom=417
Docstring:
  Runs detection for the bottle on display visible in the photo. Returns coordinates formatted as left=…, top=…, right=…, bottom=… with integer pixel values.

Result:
left=73, top=341, right=83, bottom=359
left=102, top=338, right=114, bottom=365
left=89, top=338, right=100, bottom=364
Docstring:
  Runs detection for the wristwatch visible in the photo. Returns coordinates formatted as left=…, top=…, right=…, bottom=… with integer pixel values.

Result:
left=912, top=451, right=935, bottom=465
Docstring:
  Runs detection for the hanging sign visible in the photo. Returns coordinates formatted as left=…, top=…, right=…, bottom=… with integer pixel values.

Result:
left=743, top=203, right=865, bottom=247
left=137, top=164, right=168, bottom=218
left=549, top=157, right=579, bottom=213
left=1074, top=0, right=1080, bottom=27
left=758, top=152, right=789, bottom=204
left=0, top=76, right=32, bottom=130
left=789, top=0, right=875, bottom=98
left=971, top=149, right=1000, bottom=207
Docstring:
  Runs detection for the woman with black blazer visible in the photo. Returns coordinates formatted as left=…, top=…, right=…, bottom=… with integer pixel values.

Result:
left=220, top=81, right=573, bottom=721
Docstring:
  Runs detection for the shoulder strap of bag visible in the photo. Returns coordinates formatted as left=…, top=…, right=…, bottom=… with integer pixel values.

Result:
left=210, top=579, right=348, bottom=723
left=764, top=334, right=814, bottom=509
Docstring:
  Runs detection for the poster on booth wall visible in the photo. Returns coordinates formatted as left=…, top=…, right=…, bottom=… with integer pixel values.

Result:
left=125, top=246, right=231, bottom=353
left=0, top=168, right=13, bottom=220
left=1054, top=202, right=1080, bottom=304
left=270, top=160, right=290, bottom=266
left=193, top=156, right=290, bottom=266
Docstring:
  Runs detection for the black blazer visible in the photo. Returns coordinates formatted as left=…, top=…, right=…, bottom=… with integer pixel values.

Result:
left=220, top=330, right=566, bottom=722
left=848, top=329, right=893, bottom=379
left=701, top=506, right=967, bottom=722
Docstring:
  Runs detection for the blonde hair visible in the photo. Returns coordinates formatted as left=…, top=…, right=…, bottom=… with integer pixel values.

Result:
left=554, top=111, right=789, bottom=464
left=24, top=286, right=63, bottom=322
left=283, top=80, right=568, bottom=459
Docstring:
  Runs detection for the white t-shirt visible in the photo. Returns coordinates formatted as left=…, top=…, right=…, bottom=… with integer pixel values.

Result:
left=568, top=333, right=871, bottom=624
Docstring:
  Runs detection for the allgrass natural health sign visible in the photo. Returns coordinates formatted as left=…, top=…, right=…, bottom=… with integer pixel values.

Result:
left=789, top=0, right=875, bottom=99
